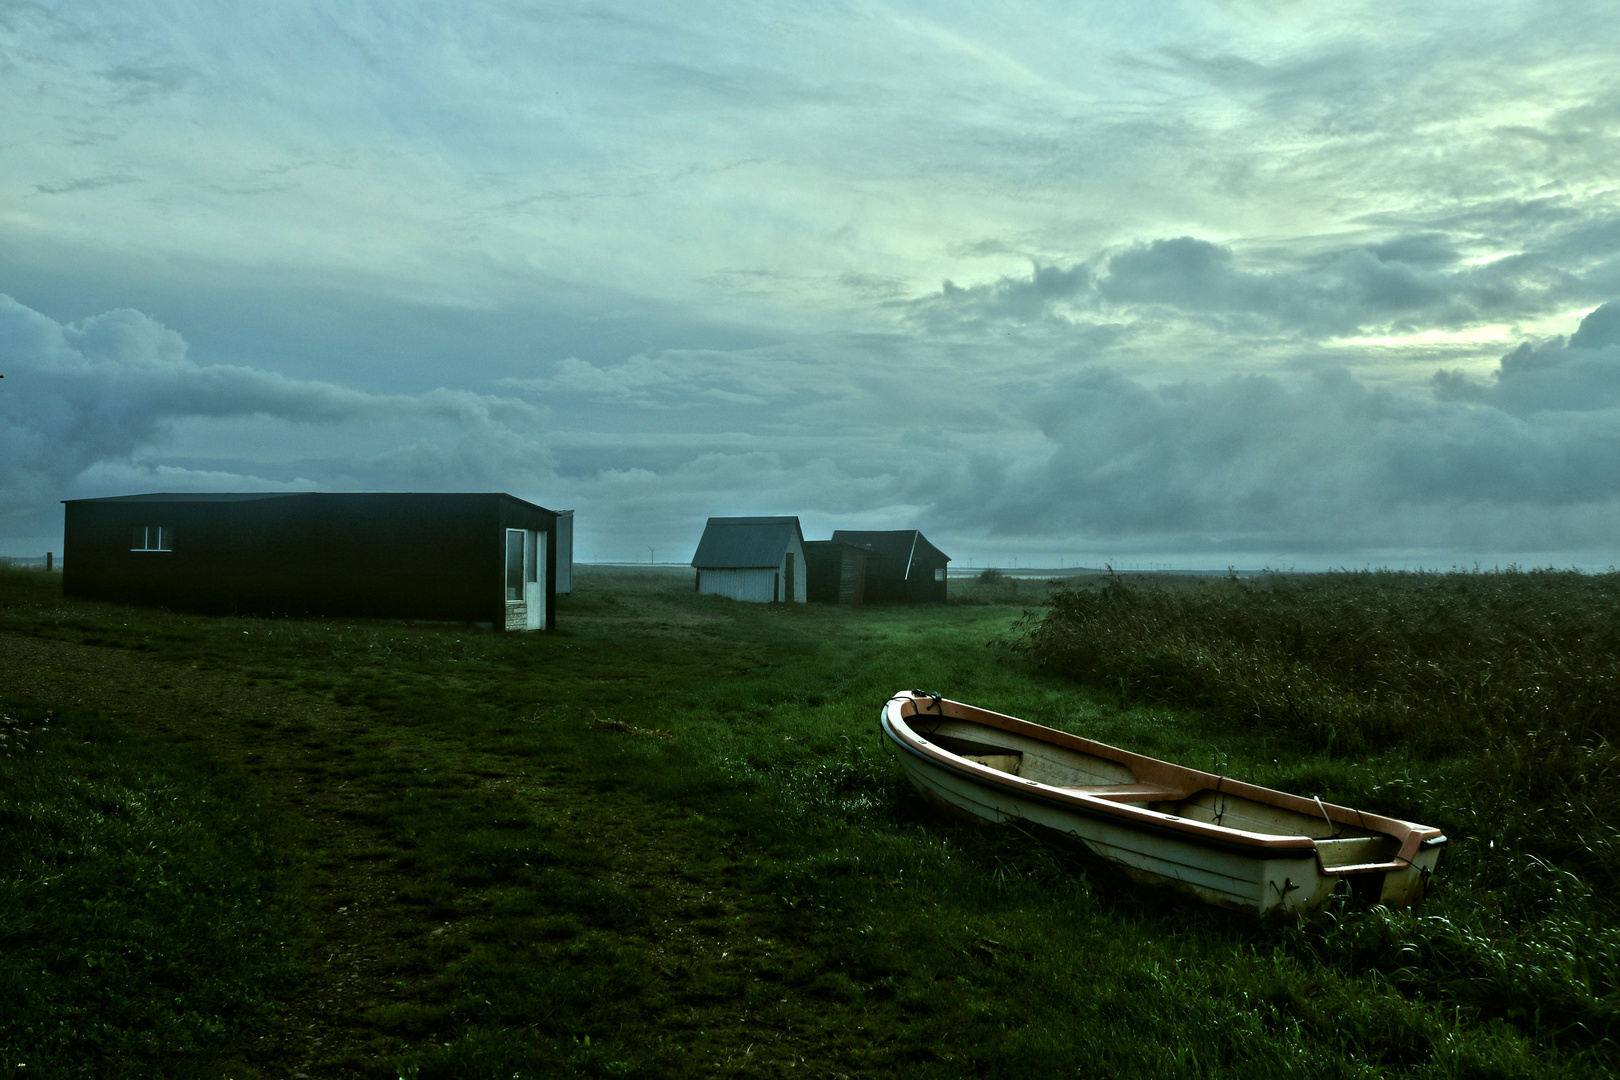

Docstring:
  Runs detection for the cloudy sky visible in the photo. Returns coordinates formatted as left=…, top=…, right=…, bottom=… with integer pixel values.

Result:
left=4, top=1, right=1619, bottom=569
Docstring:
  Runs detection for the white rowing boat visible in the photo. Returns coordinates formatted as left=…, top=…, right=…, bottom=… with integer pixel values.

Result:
left=880, top=690, right=1445, bottom=918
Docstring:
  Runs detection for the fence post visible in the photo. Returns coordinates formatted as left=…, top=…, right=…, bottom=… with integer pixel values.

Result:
left=46, top=552, right=53, bottom=572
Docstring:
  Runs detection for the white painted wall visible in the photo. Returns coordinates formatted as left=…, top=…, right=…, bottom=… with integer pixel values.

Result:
left=698, top=567, right=777, bottom=602
left=698, top=539, right=808, bottom=603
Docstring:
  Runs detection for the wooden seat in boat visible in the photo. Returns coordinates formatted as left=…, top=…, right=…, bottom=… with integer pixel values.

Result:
left=1314, top=835, right=1397, bottom=868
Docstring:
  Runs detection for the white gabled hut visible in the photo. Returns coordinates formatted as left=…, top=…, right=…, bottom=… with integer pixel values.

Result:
left=690, top=516, right=807, bottom=603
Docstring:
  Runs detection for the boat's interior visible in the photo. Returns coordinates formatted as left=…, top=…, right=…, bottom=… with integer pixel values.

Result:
left=910, top=716, right=1398, bottom=862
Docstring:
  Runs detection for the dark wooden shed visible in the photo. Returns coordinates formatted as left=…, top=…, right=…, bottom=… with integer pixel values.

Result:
left=829, top=530, right=951, bottom=603
left=62, top=492, right=561, bottom=630
left=803, top=540, right=882, bottom=606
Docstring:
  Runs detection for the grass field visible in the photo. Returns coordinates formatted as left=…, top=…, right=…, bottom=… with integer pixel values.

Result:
left=1, top=565, right=1614, bottom=1078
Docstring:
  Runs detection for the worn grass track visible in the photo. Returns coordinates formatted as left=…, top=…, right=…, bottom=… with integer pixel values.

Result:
left=1, top=565, right=1612, bottom=1078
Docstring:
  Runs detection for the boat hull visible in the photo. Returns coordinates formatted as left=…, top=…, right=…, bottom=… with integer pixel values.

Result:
left=881, top=692, right=1443, bottom=919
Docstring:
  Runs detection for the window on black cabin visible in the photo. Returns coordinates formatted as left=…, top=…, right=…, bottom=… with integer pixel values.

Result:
left=131, top=525, right=172, bottom=551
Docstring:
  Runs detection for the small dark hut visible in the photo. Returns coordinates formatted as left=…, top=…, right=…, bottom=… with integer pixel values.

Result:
left=803, top=540, right=882, bottom=606
left=829, top=529, right=951, bottom=603
left=62, top=492, right=563, bottom=630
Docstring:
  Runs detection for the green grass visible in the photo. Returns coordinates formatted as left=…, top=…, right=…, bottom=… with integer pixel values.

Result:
left=0, top=564, right=1614, bottom=1077
left=0, top=699, right=306, bottom=1077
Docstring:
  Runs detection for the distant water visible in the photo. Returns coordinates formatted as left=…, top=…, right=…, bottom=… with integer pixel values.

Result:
left=947, top=567, right=1106, bottom=579
left=947, top=567, right=1293, bottom=579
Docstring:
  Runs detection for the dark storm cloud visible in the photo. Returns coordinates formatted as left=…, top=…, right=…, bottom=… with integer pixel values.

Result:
left=0, top=295, right=554, bottom=536
left=921, top=263, right=1093, bottom=329
left=1358, top=201, right=1620, bottom=315
left=1432, top=301, right=1620, bottom=415
left=916, top=223, right=1620, bottom=341
left=1099, top=237, right=1453, bottom=334
left=916, top=305, right=1620, bottom=556
left=916, top=235, right=1455, bottom=336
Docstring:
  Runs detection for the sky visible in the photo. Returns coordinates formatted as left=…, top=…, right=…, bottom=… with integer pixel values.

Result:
left=3, top=0, right=1620, bottom=570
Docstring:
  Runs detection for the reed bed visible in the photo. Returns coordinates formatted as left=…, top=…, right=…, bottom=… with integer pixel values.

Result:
left=1021, top=568, right=1620, bottom=807
left=1021, top=568, right=1620, bottom=1052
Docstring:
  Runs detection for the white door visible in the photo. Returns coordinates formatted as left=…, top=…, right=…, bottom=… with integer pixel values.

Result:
left=524, top=529, right=546, bottom=630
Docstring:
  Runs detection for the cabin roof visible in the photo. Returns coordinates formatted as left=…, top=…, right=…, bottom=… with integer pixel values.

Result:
left=62, top=491, right=554, bottom=513
left=691, top=516, right=804, bottom=569
left=63, top=491, right=303, bottom=504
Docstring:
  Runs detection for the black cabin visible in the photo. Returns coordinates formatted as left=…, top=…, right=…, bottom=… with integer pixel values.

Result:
left=802, top=540, right=882, bottom=606
left=829, top=529, right=950, bottom=603
left=62, top=492, right=560, bottom=630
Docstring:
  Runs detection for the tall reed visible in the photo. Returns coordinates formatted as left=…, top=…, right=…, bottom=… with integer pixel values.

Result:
left=1020, top=569, right=1620, bottom=809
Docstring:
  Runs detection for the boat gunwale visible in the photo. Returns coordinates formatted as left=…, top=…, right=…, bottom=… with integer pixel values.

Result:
left=882, top=691, right=1444, bottom=872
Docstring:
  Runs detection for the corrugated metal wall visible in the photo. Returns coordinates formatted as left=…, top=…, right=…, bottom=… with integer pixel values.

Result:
left=696, top=551, right=806, bottom=603
left=698, top=567, right=778, bottom=603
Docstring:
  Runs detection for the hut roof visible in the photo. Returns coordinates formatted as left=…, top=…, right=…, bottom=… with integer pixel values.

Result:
left=802, top=539, right=883, bottom=557
left=830, top=530, right=949, bottom=580
left=692, top=516, right=804, bottom=569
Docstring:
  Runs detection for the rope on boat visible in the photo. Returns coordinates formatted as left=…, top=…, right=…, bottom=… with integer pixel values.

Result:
left=1313, top=794, right=1341, bottom=838
left=885, top=690, right=945, bottom=734
left=909, top=689, right=943, bottom=713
